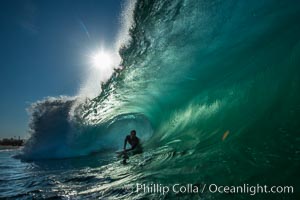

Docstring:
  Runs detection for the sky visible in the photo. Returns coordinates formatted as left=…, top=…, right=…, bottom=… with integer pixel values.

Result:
left=0, top=0, right=124, bottom=139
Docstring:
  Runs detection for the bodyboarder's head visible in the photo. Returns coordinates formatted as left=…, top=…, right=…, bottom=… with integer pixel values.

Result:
left=130, top=130, right=136, bottom=137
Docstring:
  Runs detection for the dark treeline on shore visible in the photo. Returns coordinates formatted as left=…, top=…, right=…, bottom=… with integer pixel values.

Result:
left=0, top=137, right=24, bottom=146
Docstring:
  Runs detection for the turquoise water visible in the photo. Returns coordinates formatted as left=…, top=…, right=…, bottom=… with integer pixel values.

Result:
left=2, top=0, right=300, bottom=199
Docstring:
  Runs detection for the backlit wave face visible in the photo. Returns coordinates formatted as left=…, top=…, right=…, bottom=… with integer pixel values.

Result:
left=81, top=0, right=300, bottom=147
left=74, top=0, right=300, bottom=195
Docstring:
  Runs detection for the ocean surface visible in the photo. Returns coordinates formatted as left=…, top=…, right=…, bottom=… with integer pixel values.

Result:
left=1, top=0, right=300, bottom=199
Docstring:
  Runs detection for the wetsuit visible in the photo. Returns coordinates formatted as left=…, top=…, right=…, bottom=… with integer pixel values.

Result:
left=124, top=135, right=140, bottom=151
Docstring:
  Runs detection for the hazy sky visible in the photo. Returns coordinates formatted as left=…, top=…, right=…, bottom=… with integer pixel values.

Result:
left=0, top=0, right=123, bottom=138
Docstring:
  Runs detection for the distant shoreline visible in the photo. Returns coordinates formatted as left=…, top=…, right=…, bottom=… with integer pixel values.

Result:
left=0, top=138, right=24, bottom=147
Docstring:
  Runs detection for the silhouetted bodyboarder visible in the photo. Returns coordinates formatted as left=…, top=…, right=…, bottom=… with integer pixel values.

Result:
left=122, top=130, right=142, bottom=164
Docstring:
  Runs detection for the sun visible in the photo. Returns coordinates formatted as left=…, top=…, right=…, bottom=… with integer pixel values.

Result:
left=90, top=51, right=112, bottom=70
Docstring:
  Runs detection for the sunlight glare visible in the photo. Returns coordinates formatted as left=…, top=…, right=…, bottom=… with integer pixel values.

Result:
left=91, top=51, right=113, bottom=70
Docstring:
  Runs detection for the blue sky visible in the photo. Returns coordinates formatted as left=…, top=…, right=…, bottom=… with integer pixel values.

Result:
left=0, top=0, right=123, bottom=138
